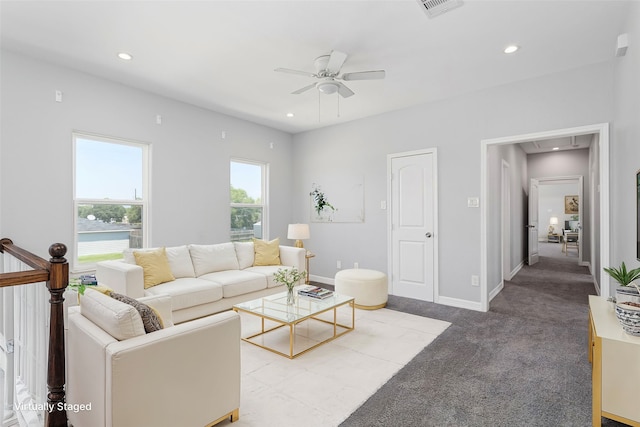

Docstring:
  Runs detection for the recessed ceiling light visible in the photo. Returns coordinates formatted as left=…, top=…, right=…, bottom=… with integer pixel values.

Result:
left=504, top=45, right=519, bottom=54
left=286, top=113, right=294, bottom=118
left=117, top=52, right=133, bottom=61
left=552, top=147, right=560, bottom=151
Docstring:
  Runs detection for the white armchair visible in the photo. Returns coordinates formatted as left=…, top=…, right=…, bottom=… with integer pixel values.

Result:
left=67, top=290, right=240, bottom=427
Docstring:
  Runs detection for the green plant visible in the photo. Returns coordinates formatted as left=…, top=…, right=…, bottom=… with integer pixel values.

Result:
left=68, top=278, right=86, bottom=295
left=310, top=184, right=335, bottom=216
left=273, top=266, right=307, bottom=290
left=604, top=262, right=640, bottom=287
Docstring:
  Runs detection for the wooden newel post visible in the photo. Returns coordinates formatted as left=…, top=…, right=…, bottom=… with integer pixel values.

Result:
left=45, top=243, right=68, bottom=427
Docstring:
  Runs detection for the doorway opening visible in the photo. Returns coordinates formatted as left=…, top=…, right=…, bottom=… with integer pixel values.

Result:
left=480, top=123, right=610, bottom=312
left=536, top=177, right=583, bottom=265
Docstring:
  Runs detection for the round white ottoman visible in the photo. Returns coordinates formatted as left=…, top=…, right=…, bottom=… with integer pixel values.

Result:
left=334, top=268, right=388, bottom=310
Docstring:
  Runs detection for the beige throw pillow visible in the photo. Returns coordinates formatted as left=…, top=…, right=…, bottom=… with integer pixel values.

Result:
left=133, top=247, right=175, bottom=289
left=80, top=289, right=146, bottom=341
left=253, top=238, right=281, bottom=266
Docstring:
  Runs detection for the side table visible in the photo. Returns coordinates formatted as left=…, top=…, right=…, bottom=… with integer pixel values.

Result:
left=305, top=251, right=315, bottom=284
left=547, top=234, right=560, bottom=243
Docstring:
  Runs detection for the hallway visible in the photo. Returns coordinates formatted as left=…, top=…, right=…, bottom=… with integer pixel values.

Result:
left=494, top=241, right=594, bottom=324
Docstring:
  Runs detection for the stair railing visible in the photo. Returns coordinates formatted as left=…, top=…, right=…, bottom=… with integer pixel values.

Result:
left=0, top=238, right=68, bottom=427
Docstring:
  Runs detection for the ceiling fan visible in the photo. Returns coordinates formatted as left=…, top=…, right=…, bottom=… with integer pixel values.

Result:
left=275, top=50, right=385, bottom=98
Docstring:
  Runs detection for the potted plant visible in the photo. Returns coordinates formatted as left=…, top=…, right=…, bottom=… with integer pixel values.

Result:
left=273, top=266, right=307, bottom=305
left=604, top=262, right=640, bottom=303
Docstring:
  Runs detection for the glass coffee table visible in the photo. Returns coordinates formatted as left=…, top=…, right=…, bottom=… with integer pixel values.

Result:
left=232, top=289, right=355, bottom=359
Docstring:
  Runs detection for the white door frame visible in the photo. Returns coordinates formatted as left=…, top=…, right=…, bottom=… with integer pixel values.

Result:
left=528, top=178, right=541, bottom=266
left=387, top=148, right=439, bottom=302
left=480, top=123, right=610, bottom=312
left=501, top=160, right=512, bottom=281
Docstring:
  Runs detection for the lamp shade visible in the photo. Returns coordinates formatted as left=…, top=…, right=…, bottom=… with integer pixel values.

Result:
left=550, top=217, right=559, bottom=225
left=288, top=223, right=310, bottom=240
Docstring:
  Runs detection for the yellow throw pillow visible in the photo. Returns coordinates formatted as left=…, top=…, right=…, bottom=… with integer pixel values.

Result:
left=253, top=238, right=281, bottom=266
left=88, top=284, right=113, bottom=296
left=133, top=247, right=175, bottom=289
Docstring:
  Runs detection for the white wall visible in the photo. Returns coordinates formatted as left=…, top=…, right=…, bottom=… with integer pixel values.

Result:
left=487, top=143, right=527, bottom=292
left=293, top=61, right=615, bottom=305
left=0, top=51, right=295, bottom=263
left=611, top=1, right=640, bottom=294
left=538, top=183, right=580, bottom=239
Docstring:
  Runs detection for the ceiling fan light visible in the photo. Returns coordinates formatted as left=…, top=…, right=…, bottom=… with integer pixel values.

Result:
left=317, top=82, right=338, bottom=94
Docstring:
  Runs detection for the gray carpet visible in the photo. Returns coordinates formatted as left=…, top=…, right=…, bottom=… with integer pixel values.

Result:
left=337, top=244, right=628, bottom=427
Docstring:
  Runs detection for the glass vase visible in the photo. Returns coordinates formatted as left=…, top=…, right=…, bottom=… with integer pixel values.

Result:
left=286, top=286, right=295, bottom=305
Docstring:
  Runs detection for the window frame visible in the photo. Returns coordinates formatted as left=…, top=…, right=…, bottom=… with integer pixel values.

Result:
left=72, top=132, right=150, bottom=272
left=230, top=158, right=268, bottom=242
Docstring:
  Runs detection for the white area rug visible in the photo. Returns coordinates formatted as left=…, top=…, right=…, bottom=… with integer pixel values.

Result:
left=220, top=308, right=450, bottom=427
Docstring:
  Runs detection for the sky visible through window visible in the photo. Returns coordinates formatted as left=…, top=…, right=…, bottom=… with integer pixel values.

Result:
left=76, top=138, right=143, bottom=200
left=231, top=161, right=261, bottom=200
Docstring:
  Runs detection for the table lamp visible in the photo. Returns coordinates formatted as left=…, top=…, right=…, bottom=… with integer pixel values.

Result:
left=549, top=216, right=558, bottom=234
left=287, top=223, right=310, bottom=248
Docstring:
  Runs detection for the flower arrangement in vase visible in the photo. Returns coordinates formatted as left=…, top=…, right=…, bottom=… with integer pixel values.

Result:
left=273, top=266, right=307, bottom=304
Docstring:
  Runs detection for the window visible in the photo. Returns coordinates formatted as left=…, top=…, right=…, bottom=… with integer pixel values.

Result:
left=230, top=159, right=267, bottom=241
left=73, top=133, right=148, bottom=270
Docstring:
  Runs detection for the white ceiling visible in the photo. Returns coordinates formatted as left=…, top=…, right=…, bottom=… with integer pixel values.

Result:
left=519, top=134, right=593, bottom=154
left=0, top=0, right=631, bottom=134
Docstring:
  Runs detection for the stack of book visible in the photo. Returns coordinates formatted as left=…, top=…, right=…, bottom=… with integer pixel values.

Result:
left=80, top=274, right=98, bottom=285
left=298, top=286, right=333, bottom=300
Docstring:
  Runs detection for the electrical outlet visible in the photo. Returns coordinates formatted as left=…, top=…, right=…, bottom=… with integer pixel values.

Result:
left=337, top=260, right=341, bottom=269
left=354, top=262, right=359, bottom=269
left=471, top=275, right=479, bottom=287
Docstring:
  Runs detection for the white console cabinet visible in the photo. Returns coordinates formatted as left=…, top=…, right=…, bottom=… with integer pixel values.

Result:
left=588, top=295, right=640, bottom=427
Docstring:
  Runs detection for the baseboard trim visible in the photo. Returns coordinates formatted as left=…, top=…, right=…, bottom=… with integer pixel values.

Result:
left=592, top=275, right=601, bottom=296
left=437, top=295, right=483, bottom=312
left=310, top=275, right=334, bottom=285
left=489, top=281, right=504, bottom=302
left=318, top=274, right=484, bottom=312
left=510, top=260, right=524, bottom=279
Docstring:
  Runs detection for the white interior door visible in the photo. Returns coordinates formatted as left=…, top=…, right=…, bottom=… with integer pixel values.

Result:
left=390, top=151, right=435, bottom=301
left=528, top=178, right=540, bottom=266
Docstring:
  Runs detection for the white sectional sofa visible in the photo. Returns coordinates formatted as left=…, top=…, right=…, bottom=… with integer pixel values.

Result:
left=96, top=241, right=306, bottom=324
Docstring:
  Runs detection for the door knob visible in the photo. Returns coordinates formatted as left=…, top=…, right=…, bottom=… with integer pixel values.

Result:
left=425, top=232, right=432, bottom=238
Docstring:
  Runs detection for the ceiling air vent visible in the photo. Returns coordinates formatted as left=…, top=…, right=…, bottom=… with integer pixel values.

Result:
left=416, top=0, right=463, bottom=18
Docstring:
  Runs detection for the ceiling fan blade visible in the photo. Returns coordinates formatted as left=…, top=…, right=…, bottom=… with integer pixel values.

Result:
left=341, top=70, right=386, bottom=81
left=326, top=50, right=348, bottom=74
left=275, top=68, right=317, bottom=78
left=292, top=82, right=318, bottom=95
left=336, top=82, right=355, bottom=98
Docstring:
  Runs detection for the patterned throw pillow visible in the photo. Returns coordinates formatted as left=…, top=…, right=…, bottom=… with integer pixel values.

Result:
left=110, top=292, right=164, bottom=333
left=252, top=238, right=281, bottom=266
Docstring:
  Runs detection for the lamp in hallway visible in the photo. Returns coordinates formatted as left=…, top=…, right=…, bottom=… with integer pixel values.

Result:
left=288, top=223, right=310, bottom=248
left=549, top=216, right=558, bottom=234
